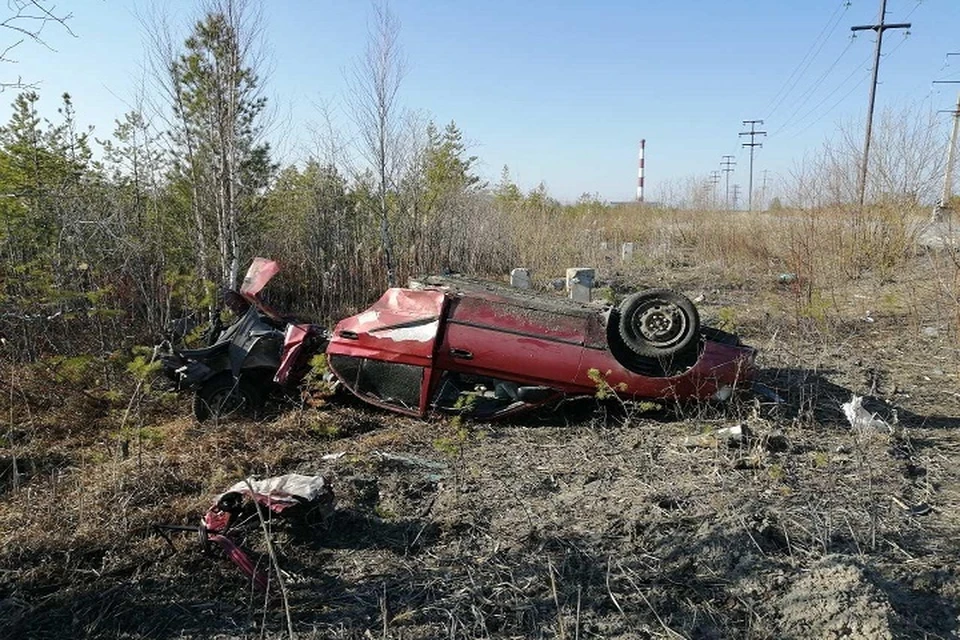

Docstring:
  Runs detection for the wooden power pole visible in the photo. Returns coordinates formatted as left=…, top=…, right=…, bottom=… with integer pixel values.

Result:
left=851, top=0, right=910, bottom=207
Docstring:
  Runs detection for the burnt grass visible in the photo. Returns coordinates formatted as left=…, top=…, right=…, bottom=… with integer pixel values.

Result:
left=3, top=259, right=960, bottom=639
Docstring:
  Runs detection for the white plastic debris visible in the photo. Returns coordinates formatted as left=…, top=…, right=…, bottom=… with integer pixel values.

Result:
left=841, top=395, right=892, bottom=433
left=223, top=473, right=332, bottom=504
left=716, top=425, right=746, bottom=443
left=682, top=424, right=748, bottom=448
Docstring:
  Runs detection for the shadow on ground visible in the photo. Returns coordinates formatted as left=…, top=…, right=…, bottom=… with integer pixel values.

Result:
left=758, top=367, right=960, bottom=430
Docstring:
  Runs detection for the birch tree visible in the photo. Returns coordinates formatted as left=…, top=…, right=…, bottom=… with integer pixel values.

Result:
left=346, top=1, right=406, bottom=287
left=159, top=0, right=272, bottom=293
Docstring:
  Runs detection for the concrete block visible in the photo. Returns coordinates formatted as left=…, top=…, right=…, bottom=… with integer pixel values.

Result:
left=510, top=268, right=532, bottom=289
left=621, top=242, right=635, bottom=262
left=565, top=267, right=595, bottom=303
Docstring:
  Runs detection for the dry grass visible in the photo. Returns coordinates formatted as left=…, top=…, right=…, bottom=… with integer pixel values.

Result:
left=2, top=202, right=960, bottom=638
left=505, top=202, right=933, bottom=306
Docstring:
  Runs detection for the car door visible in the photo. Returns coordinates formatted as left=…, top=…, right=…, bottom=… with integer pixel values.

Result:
left=327, top=288, right=447, bottom=416
left=435, top=294, right=587, bottom=391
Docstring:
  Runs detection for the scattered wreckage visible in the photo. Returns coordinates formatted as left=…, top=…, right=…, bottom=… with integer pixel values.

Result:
left=156, top=474, right=334, bottom=591
left=159, top=259, right=756, bottom=421
left=158, top=259, right=327, bottom=421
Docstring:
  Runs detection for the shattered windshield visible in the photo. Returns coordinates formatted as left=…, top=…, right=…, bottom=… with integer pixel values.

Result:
left=329, top=355, right=423, bottom=411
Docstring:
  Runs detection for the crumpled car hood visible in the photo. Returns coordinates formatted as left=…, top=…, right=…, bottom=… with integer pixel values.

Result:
left=329, top=288, right=446, bottom=363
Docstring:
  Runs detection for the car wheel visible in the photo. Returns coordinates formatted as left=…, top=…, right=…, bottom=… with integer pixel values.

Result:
left=618, top=289, right=700, bottom=358
left=194, top=373, right=263, bottom=422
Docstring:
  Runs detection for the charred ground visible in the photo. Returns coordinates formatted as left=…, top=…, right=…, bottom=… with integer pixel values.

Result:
left=2, top=254, right=960, bottom=639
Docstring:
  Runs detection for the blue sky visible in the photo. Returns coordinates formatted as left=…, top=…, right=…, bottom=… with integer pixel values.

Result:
left=6, top=0, right=960, bottom=202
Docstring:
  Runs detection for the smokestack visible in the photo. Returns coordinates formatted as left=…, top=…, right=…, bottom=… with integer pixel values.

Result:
left=636, top=139, right=645, bottom=202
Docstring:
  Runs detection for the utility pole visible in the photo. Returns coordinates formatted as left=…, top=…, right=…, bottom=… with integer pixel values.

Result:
left=760, top=169, right=770, bottom=211
left=851, top=0, right=910, bottom=207
left=933, top=86, right=960, bottom=222
left=739, top=120, right=766, bottom=211
left=932, top=55, right=960, bottom=222
left=721, top=155, right=736, bottom=210
left=709, top=170, right=721, bottom=209
left=731, top=184, right=742, bottom=210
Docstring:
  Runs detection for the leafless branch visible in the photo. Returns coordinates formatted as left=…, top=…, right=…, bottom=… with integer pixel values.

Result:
left=0, top=0, right=74, bottom=89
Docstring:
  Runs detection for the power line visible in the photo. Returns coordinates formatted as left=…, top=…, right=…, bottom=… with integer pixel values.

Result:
left=767, top=13, right=849, bottom=122
left=895, top=40, right=955, bottom=109
left=771, top=37, right=856, bottom=135
left=776, top=52, right=874, bottom=137
left=774, top=26, right=912, bottom=139
left=764, top=1, right=852, bottom=121
left=787, top=66, right=872, bottom=140
left=870, top=28, right=934, bottom=111
left=903, top=0, right=924, bottom=21
left=938, top=51, right=958, bottom=74
left=881, top=28, right=912, bottom=58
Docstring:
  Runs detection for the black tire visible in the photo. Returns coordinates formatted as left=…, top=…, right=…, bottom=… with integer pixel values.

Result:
left=618, top=289, right=700, bottom=358
left=193, top=373, right=263, bottom=422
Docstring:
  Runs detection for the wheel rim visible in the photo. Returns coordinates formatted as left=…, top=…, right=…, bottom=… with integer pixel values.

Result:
left=632, top=302, right=688, bottom=348
left=207, top=385, right=247, bottom=417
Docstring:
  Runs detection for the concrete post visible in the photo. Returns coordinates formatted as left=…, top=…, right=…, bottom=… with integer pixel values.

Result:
left=621, top=242, right=635, bottom=262
left=565, top=267, right=595, bottom=303
left=933, top=91, right=960, bottom=222
left=510, top=268, right=531, bottom=289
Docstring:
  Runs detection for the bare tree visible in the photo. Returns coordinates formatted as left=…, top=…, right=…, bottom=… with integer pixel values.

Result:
left=787, top=103, right=945, bottom=208
left=142, top=6, right=212, bottom=291
left=870, top=104, right=945, bottom=203
left=143, top=0, right=271, bottom=293
left=0, top=0, right=73, bottom=90
left=346, top=1, right=407, bottom=287
left=308, top=97, right=351, bottom=172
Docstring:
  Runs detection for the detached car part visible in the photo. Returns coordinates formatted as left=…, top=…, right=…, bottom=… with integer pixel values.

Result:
left=159, top=258, right=328, bottom=421
left=156, top=474, right=334, bottom=591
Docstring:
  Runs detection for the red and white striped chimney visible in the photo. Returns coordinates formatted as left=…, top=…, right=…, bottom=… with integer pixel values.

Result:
left=636, top=139, right=645, bottom=202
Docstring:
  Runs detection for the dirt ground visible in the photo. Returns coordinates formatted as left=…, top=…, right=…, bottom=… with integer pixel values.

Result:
left=2, top=254, right=960, bottom=639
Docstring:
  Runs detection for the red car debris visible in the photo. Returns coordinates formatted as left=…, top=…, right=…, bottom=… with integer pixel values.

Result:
left=156, top=474, right=334, bottom=591
left=162, top=259, right=756, bottom=421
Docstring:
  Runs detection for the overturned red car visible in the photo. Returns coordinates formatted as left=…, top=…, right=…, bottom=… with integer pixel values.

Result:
left=321, top=274, right=755, bottom=419
left=162, top=259, right=756, bottom=420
